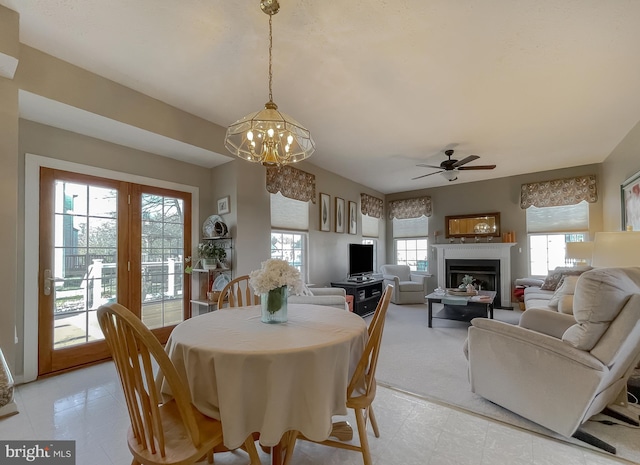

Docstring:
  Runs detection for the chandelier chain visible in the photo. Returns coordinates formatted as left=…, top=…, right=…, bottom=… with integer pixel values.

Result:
left=268, top=14, right=273, bottom=103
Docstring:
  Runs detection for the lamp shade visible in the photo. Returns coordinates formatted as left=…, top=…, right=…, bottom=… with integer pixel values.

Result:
left=565, top=241, right=594, bottom=263
left=591, top=232, right=640, bottom=267
left=441, top=171, right=458, bottom=182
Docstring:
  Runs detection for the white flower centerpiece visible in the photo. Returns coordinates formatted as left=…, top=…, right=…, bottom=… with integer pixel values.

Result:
left=249, top=259, right=303, bottom=323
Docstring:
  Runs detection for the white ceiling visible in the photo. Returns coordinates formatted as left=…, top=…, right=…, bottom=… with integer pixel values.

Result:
left=3, top=0, right=640, bottom=194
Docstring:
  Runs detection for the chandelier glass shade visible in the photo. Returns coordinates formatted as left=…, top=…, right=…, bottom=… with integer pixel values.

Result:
left=224, top=0, right=315, bottom=166
left=224, top=101, right=315, bottom=166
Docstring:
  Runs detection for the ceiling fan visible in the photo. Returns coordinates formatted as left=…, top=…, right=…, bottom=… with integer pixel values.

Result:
left=412, top=149, right=496, bottom=181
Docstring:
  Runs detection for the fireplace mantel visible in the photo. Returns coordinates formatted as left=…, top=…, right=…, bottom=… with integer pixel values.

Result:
left=432, top=243, right=516, bottom=308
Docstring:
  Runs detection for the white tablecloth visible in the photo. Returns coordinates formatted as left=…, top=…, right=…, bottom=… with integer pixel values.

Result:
left=164, top=304, right=367, bottom=449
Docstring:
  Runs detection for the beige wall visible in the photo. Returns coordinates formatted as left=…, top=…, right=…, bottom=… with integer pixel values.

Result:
left=207, top=159, right=386, bottom=287
left=601, top=119, right=640, bottom=231
left=0, top=6, right=19, bottom=61
left=0, top=79, right=19, bottom=369
left=16, top=45, right=229, bottom=155
left=295, top=161, right=386, bottom=287
left=386, top=164, right=604, bottom=295
left=0, top=5, right=19, bottom=371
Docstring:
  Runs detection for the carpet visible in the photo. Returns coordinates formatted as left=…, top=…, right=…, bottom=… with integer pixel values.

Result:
left=374, top=303, right=640, bottom=463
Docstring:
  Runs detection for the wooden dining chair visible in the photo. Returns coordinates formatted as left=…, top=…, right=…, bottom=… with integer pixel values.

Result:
left=283, top=284, right=394, bottom=465
left=97, top=303, right=260, bottom=465
left=217, top=275, right=260, bottom=308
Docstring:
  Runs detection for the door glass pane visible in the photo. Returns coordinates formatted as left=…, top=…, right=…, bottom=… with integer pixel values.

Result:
left=53, top=181, right=117, bottom=349
left=141, top=194, right=185, bottom=329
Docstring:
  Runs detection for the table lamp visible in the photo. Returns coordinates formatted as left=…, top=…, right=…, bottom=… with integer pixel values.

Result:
left=591, top=232, right=640, bottom=267
left=565, top=241, right=594, bottom=266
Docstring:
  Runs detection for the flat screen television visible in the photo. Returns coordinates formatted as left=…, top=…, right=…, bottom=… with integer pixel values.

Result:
left=348, top=243, right=374, bottom=279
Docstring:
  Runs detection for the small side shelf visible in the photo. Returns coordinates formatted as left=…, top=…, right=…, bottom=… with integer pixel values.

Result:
left=190, top=236, right=233, bottom=316
left=330, top=279, right=384, bottom=317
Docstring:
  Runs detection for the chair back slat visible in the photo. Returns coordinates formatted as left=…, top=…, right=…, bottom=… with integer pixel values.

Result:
left=97, top=303, right=203, bottom=458
left=347, top=284, right=393, bottom=399
left=218, top=275, right=260, bottom=308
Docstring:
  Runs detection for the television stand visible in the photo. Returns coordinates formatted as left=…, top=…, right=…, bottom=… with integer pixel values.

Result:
left=347, top=275, right=371, bottom=283
left=331, top=279, right=383, bottom=317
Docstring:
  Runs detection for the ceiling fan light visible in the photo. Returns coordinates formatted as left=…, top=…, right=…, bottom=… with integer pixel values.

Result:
left=441, top=171, right=458, bottom=182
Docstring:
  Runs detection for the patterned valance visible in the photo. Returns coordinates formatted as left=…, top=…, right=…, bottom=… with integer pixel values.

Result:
left=360, top=193, right=384, bottom=218
left=266, top=165, right=316, bottom=203
left=520, top=175, right=597, bottom=209
left=388, top=197, right=432, bottom=219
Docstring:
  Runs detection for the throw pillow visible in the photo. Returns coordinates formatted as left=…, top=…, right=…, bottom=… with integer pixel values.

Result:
left=548, top=275, right=580, bottom=309
left=540, top=266, right=592, bottom=291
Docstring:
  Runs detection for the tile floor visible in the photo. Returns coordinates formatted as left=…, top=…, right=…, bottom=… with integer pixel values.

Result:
left=0, top=362, right=631, bottom=465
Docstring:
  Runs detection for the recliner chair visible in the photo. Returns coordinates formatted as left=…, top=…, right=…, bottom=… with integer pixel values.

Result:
left=465, top=267, right=640, bottom=453
left=380, top=264, right=428, bottom=304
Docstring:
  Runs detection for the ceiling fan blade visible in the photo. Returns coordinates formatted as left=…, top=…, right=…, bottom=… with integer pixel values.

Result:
left=416, top=164, right=444, bottom=169
left=457, top=165, right=497, bottom=170
left=411, top=170, right=443, bottom=180
left=452, top=155, right=480, bottom=168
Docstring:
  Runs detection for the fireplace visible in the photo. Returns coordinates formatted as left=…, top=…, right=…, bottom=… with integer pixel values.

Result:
left=432, top=243, right=516, bottom=308
left=446, top=259, right=501, bottom=305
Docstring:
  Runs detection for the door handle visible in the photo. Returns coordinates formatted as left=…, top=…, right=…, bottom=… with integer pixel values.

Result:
left=44, top=269, right=65, bottom=296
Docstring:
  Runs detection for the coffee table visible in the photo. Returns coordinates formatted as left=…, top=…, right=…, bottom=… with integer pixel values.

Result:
left=425, top=290, right=496, bottom=328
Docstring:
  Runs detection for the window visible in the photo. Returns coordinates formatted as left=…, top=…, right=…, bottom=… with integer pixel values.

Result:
left=362, top=238, right=378, bottom=272
left=270, top=192, right=309, bottom=282
left=393, top=217, right=428, bottom=271
left=529, top=234, right=587, bottom=276
left=270, top=231, right=307, bottom=279
left=526, top=201, right=589, bottom=276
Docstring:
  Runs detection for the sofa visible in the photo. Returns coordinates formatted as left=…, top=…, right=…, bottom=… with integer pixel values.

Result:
left=288, top=287, right=349, bottom=311
left=466, top=267, right=640, bottom=451
left=515, top=266, right=593, bottom=314
left=380, top=264, right=428, bottom=304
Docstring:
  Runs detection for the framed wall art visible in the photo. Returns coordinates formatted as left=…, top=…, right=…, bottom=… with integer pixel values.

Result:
left=335, top=197, right=345, bottom=233
left=217, top=196, right=230, bottom=215
left=348, top=201, right=357, bottom=235
left=319, top=193, right=331, bottom=232
left=621, top=169, right=640, bottom=231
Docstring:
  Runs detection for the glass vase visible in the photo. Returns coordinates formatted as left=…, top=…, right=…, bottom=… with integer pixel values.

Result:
left=261, top=286, right=288, bottom=323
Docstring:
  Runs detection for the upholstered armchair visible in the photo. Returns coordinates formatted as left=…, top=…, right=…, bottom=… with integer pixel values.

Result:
left=465, top=267, right=640, bottom=453
left=380, top=264, right=428, bottom=304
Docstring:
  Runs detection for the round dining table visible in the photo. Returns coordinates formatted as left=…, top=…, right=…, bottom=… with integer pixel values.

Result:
left=163, top=304, right=367, bottom=455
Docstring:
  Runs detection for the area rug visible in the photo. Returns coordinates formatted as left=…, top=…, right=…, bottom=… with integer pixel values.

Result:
left=374, top=303, right=640, bottom=463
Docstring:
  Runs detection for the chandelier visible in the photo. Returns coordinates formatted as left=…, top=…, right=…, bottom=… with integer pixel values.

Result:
left=224, top=0, right=315, bottom=166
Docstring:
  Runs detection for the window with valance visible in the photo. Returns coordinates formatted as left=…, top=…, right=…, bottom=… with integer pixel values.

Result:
left=389, top=197, right=431, bottom=271
left=266, top=165, right=316, bottom=203
left=521, top=175, right=595, bottom=277
left=360, top=193, right=383, bottom=238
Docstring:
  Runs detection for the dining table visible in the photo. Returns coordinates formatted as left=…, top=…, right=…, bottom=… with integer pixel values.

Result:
left=162, top=303, right=368, bottom=464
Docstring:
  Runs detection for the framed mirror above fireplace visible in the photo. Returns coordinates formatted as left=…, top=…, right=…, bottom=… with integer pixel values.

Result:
left=445, top=212, right=500, bottom=238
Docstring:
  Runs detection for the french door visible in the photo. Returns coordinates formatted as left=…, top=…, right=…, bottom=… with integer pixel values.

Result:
left=38, top=168, right=191, bottom=375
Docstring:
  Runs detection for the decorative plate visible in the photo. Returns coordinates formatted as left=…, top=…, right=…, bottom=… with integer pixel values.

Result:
left=213, top=273, right=231, bottom=291
left=202, top=215, right=228, bottom=238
